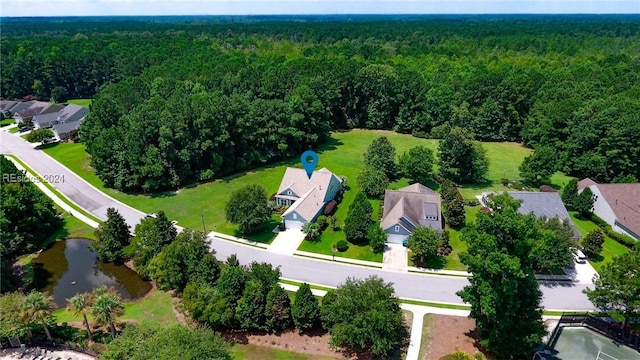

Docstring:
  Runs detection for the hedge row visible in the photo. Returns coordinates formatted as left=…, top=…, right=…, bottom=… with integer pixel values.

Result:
left=588, top=214, right=638, bottom=250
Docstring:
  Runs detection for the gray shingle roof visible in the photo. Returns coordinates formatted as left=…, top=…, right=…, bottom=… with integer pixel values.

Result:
left=381, top=183, right=442, bottom=232
left=508, top=191, right=580, bottom=238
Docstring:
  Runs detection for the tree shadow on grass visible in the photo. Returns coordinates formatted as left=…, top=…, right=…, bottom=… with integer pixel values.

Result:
left=411, top=255, right=448, bottom=270
left=233, top=218, right=279, bottom=244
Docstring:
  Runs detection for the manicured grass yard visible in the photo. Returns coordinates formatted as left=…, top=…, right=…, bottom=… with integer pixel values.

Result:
left=1, top=118, right=14, bottom=127
left=568, top=211, right=630, bottom=273
left=9, top=126, right=19, bottom=133
left=53, top=288, right=178, bottom=327
left=43, top=129, right=567, bottom=262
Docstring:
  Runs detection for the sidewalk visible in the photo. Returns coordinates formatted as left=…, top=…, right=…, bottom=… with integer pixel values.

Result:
left=208, top=231, right=269, bottom=249
left=7, top=157, right=100, bottom=229
left=294, top=250, right=383, bottom=268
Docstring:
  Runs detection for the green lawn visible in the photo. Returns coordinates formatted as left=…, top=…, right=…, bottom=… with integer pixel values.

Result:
left=1, top=118, right=14, bottom=127
left=67, top=98, right=92, bottom=107
left=42, top=130, right=566, bottom=261
left=568, top=211, right=630, bottom=273
left=54, top=288, right=178, bottom=327
left=9, top=126, right=19, bottom=134
left=230, top=343, right=337, bottom=360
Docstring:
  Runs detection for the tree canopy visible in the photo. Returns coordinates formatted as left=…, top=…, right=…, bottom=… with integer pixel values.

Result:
left=437, top=127, right=489, bottom=184
left=2, top=18, right=639, bottom=189
left=0, top=155, right=61, bottom=260
left=344, top=192, right=373, bottom=244
left=584, top=250, right=640, bottom=325
left=320, top=276, right=407, bottom=357
left=92, top=208, right=131, bottom=263
left=101, top=324, right=232, bottom=360
left=225, top=184, right=271, bottom=235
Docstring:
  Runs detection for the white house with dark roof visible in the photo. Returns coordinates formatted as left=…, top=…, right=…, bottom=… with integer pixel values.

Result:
left=381, top=183, right=442, bottom=244
left=578, top=179, right=640, bottom=240
left=276, top=167, right=342, bottom=230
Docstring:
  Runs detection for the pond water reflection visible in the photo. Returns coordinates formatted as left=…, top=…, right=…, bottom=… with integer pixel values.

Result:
left=32, top=238, right=151, bottom=307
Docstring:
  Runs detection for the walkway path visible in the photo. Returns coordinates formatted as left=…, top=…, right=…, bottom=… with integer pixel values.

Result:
left=0, top=130, right=597, bottom=311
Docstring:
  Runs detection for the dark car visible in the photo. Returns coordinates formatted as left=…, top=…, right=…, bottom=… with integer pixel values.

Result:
left=18, top=126, right=33, bottom=133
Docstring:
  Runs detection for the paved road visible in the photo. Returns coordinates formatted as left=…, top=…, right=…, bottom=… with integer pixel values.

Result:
left=0, top=130, right=596, bottom=310
left=0, top=131, right=147, bottom=228
left=209, top=236, right=595, bottom=310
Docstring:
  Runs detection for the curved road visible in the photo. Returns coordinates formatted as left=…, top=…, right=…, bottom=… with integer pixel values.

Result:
left=0, top=131, right=596, bottom=310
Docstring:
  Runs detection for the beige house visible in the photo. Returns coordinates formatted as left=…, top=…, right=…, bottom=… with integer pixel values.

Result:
left=275, top=167, right=342, bottom=230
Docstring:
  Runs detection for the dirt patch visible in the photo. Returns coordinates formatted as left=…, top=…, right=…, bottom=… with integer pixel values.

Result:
left=426, top=315, right=488, bottom=360
left=221, top=327, right=381, bottom=360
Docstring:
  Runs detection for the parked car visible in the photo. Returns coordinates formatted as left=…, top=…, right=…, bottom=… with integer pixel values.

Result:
left=18, top=126, right=33, bottom=133
left=574, top=249, right=587, bottom=264
left=145, top=213, right=157, bottom=219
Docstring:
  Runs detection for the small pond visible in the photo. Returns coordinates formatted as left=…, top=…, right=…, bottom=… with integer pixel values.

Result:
left=32, top=238, right=151, bottom=307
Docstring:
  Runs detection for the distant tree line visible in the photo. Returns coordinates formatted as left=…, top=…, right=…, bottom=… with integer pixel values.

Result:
left=2, top=18, right=639, bottom=190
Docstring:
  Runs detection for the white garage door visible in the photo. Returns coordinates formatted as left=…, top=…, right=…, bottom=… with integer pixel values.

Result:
left=286, top=220, right=305, bottom=230
left=386, top=234, right=406, bottom=244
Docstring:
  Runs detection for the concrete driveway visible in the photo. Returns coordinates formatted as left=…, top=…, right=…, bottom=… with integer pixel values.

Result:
left=267, top=228, right=306, bottom=255
left=383, top=244, right=408, bottom=272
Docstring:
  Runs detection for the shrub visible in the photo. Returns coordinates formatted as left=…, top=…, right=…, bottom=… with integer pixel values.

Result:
left=25, top=128, right=54, bottom=143
left=464, top=199, right=480, bottom=206
left=316, top=215, right=328, bottom=231
left=589, top=214, right=637, bottom=249
left=278, top=222, right=285, bottom=231
left=439, top=350, right=474, bottom=360
left=336, top=240, right=348, bottom=252
left=324, top=200, right=337, bottom=215
left=539, top=185, right=557, bottom=192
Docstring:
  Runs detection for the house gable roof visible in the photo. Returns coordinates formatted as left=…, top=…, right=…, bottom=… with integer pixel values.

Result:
left=277, top=167, right=341, bottom=222
left=16, top=102, right=62, bottom=119
left=578, top=178, right=598, bottom=190
left=593, top=183, right=640, bottom=238
left=52, top=120, right=82, bottom=135
left=381, top=183, right=442, bottom=232
left=508, top=191, right=580, bottom=238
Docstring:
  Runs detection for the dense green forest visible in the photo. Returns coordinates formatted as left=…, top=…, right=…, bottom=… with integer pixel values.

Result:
left=2, top=17, right=639, bottom=191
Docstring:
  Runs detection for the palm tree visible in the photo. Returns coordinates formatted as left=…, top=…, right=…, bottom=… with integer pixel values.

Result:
left=67, top=293, right=92, bottom=339
left=91, top=292, right=123, bottom=339
left=21, top=291, right=56, bottom=341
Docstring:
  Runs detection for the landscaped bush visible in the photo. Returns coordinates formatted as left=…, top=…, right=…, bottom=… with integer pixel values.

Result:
left=336, top=240, right=348, bottom=252
left=316, top=215, right=328, bottom=231
left=324, top=200, right=337, bottom=215
left=25, top=128, right=54, bottom=143
left=589, top=214, right=637, bottom=249
left=464, top=199, right=480, bottom=206
left=539, top=185, right=557, bottom=192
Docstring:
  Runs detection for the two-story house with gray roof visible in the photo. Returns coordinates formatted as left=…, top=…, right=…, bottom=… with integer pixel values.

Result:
left=381, top=183, right=443, bottom=244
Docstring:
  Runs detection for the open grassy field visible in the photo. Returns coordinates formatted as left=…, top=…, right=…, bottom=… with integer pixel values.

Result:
left=568, top=211, right=630, bottom=273
left=43, top=129, right=568, bottom=261
left=67, top=98, right=92, bottom=107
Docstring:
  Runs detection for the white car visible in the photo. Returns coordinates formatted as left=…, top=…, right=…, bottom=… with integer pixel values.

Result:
left=574, top=249, right=587, bottom=264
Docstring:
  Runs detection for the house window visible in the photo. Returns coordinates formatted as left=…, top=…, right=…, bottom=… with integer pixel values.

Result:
left=293, top=213, right=297, bottom=220
left=395, top=226, right=400, bottom=232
